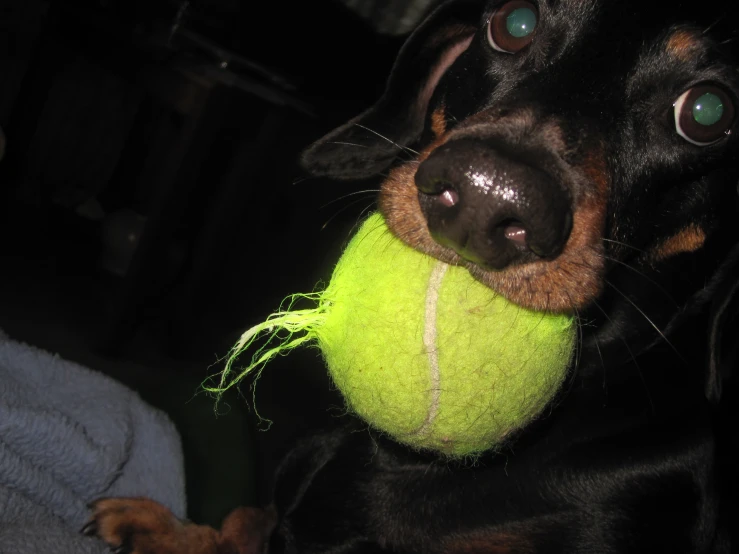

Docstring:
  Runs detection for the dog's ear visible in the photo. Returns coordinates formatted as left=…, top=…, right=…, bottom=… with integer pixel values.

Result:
left=301, top=0, right=479, bottom=180
left=705, top=250, right=739, bottom=403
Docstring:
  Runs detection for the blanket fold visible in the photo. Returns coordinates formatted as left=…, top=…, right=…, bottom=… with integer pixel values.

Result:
left=0, top=330, right=186, bottom=553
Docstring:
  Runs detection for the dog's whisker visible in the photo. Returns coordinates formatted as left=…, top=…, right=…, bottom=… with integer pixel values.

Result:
left=600, top=238, right=646, bottom=254
left=603, top=279, right=687, bottom=365
left=591, top=300, right=654, bottom=413
left=391, top=156, right=417, bottom=166
left=327, top=141, right=371, bottom=149
left=564, top=299, right=586, bottom=401
left=581, top=245, right=676, bottom=303
left=702, top=12, right=726, bottom=35
left=292, top=175, right=316, bottom=185
left=354, top=123, right=420, bottom=156
left=573, top=305, right=584, bottom=373
left=599, top=254, right=677, bottom=306
left=562, top=287, right=584, bottom=381
left=320, top=189, right=381, bottom=210
left=321, top=198, right=377, bottom=231
left=558, top=272, right=586, bottom=374
left=356, top=202, right=377, bottom=225
left=592, top=336, right=608, bottom=397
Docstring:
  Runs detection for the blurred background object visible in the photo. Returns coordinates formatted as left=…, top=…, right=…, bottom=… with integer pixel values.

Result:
left=337, top=0, right=438, bottom=35
left=0, top=0, right=418, bottom=530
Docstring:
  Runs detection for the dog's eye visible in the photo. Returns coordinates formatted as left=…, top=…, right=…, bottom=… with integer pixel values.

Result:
left=488, top=1, right=538, bottom=54
left=674, top=85, right=735, bottom=146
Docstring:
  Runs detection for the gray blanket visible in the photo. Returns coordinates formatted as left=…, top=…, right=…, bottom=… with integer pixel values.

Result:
left=0, top=330, right=186, bottom=553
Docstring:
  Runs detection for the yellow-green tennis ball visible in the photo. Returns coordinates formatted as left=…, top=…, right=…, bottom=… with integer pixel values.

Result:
left=314, top=213, right=576, bottom=457
left=211, top=213, right=576, bottom=458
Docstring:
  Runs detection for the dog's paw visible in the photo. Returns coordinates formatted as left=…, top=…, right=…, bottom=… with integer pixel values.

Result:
left=82, top=497, right=218, bottom=554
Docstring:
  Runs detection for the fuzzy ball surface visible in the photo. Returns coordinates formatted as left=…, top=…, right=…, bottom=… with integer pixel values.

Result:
left=316, top=213, right=576, bottom=457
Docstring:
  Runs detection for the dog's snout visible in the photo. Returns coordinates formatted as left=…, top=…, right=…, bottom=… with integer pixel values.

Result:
left=415, top=139, right=572, bottom=270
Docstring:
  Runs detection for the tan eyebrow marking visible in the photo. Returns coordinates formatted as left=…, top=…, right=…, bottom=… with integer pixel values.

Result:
left=431, top=106, right=448, bottom=138
left=666, top=29, right=702, bottom=62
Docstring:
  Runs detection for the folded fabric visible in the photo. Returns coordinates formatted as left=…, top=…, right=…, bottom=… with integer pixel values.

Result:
left=0, top=330, right=186, bottom=553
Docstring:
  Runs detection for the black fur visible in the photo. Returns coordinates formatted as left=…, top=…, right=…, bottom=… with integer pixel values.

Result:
left=272, top=1, right=739, bottom=552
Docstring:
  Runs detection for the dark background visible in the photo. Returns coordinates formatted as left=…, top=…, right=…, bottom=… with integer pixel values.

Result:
left=0, top=0, right=433, bottom=525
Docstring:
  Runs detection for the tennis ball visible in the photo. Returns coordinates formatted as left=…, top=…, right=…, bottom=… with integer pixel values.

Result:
left=208, top=213, right=576, bottom=457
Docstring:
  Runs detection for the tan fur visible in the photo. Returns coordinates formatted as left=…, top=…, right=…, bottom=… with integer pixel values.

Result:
left=666, top=29, right=701, bottom=62
left=651, top=224, right=706, bottom=261
left=87, top=498, right=275, bottom=554
left=431, top=106, right=448, bottom=138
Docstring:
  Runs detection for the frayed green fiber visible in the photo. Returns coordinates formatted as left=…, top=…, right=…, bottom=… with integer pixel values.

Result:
left=202, top=293, right=328, bottom=402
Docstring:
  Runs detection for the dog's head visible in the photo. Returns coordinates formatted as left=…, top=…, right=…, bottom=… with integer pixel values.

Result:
left=302, top=0, right=739, bottom=399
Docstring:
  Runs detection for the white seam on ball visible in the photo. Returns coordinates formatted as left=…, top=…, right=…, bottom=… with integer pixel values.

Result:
left=413, top=261, right=448, bottom=438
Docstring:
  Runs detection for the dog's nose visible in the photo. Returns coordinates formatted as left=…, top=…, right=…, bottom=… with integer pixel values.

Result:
left=415, top=139, right=572, bottom=270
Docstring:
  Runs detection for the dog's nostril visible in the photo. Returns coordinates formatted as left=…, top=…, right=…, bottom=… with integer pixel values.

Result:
left=438, top=188, right=459, bottom=208
left=502, top=223, right=528, bottom=249
left=419, top=179, right=461, bottom=209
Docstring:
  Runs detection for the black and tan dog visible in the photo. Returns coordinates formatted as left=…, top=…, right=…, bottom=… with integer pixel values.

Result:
left=85, top=0, right=739, bottom=552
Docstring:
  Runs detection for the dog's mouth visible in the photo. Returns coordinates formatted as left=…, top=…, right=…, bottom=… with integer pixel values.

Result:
left=379, top=109, right=609, bottom=313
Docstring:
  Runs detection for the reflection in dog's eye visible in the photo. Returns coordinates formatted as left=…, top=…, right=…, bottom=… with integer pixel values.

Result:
left=488, top=0, right=539, bottom=54
left=673, top=84, right=735, bottom=146
left=506, top=6, right=537, bottom=38
left=693, top=93, right=724, bottom=126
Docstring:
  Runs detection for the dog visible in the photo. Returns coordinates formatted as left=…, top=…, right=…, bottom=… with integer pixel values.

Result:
left=84, top=0, right=739, bottom=552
